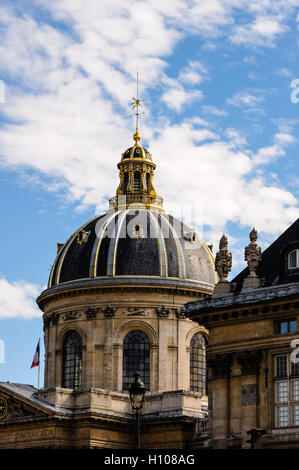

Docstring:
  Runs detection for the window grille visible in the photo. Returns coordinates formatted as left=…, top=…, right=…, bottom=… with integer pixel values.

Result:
left=122, top=330, right=150, bottom=390
left=190, top=333, right=206, bottom=394
left=62, top=331, right=83, bottom=390
left=274, top=354, right=299, bottom=428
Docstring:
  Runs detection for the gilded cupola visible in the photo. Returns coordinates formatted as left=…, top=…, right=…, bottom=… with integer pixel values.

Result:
left=112, top=128, right=162, bottom=210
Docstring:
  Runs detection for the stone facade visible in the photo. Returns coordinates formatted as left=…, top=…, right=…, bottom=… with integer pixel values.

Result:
left=186, top=223, right=299, bottom=449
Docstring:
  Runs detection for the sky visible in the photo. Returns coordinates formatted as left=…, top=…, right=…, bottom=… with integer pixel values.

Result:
left=0, top=0, right=299, bottom=386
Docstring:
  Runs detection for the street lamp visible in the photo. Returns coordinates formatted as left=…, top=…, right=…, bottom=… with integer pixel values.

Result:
left=129, top=372, right=146, bottom=449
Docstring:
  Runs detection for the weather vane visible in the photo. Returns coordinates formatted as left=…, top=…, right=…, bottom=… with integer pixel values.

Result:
left=131, top=69, right=144, bottom=133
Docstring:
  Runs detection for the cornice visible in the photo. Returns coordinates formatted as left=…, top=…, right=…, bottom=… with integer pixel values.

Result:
left=37, top=277, right=211, bottom=310
left=186, top=282, right=299, bottom=326
left=186, top=282, right=299, bottom=313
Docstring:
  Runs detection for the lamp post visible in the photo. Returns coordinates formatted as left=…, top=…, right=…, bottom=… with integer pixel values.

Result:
left=129, top=372, right=146, bottom=449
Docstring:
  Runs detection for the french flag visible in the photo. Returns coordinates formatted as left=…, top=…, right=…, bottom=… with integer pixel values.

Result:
left=30, top=341, right=40, bottom=369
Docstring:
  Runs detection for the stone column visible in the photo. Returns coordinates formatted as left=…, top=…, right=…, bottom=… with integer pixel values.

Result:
left=157, top=306, right=170, bottom=391
left=236, top=349, right=262, bottom=447
left=176, top=307, right=187, bottom=390
left=102, top=305, right=116, bottom=390
left=85, top=307, right=98, bottom=388
left=207, top=353, right=233, bottom=448
left=45, top=313, right=59, bottom=389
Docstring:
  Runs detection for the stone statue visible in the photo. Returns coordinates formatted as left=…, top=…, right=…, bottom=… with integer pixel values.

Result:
left=215, top=235, right=232, bottom=282
left=244, top=228, right=261, bottom=277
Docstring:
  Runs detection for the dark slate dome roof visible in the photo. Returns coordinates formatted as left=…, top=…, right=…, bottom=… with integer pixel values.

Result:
left=121, top=145, right=152, bottom=161
left=48, top=208, right=216, bottom=290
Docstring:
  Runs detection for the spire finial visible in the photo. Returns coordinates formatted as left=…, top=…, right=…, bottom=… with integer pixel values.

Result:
left=131, top=69, right=144, bottom=146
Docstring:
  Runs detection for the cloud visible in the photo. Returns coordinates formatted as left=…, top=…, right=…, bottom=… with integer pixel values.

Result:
left=230, top=15, right=289, bottom=47
left=253, top=132, right=297, bottom=165
left=275, top=67, right=292, bottom=77
left=161, top=87, right=203, bottom=112
left=226, top=89, right=264, bottom=108
left=150, top=122, right=299, bottom=239
left=178, top=60, right=208, bottom=85
left=225, top=128, right=247, bottom=147
left=202, top=105, right=228, bottom=117
left=243, top=55, right=257, bottom=65
left=0, top=278, right=43, bottom=319
left=0, top=0, right=298, bottom=241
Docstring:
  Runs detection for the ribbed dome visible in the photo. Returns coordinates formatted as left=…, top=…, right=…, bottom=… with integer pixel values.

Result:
left=48, top=208, right=216, bottom=290
left=121, top=145, right=152, bottom=161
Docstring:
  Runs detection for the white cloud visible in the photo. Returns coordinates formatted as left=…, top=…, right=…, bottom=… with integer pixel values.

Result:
left=0, top=278, right=43, bottom=319
left=178, top=61, right=208, bottom=85
left=243, top=55, right=257, bottom=65
left=161, top=87, right=203, bottom=112
left=0, top=0, right=298, bottom=241
left=225, top=128, right=247, bottom=147
left=226, top=89, right=264, bottom=108
left=150, top=122, right=299, bottom=237
left=202, top=105, right=228, bottom=117
left=275, top=67, right=292, bottom=77
left=230, top=15, right=288, bottom=47
left=253, top=132, right=297, bottom=165
left=248, top=72, right=258, bottom=80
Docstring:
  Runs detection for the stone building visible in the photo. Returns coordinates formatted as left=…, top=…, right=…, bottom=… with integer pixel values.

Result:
left=186, top=222, right=299, bottom=449
left=0, top=129, right=216, bottom=448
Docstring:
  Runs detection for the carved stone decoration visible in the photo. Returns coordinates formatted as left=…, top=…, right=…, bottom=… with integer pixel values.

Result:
left=102, top=305, right=117, bottom=317
left=156, top=306, right=170, bottom=318
left=215, top=235, right=232, bottom=282
left=241, top=384, right=259, bottom=406
left=0, top=396, right=45, bottom=422
left=76, top=229, right=90, bottom=246
left=125, top=307, right=148, bottom=316
left=62, top=311, right=80, bottom=322
left=43, top=312, right=59, bottom=328
left=132, top=222, right=144, bottom=240
left=57, top=242, right=64, bottom=254
left=207, top=353, right=233, bottom=378
left=175, top=306, right=186, bottom=319
left=244, top=228, right=262, bottom=277
left=85, top=306, right=98, bottom=320
left=43, top=316, right=51, bottom=329
left=237, top=350, right=262, bottom=375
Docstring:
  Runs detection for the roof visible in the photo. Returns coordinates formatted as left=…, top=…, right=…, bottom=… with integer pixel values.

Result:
left=47, top=208, right=216, bottom=292
left=232, top=218, right=299, bottom=292
left=0, top=382, right=71, bottom=415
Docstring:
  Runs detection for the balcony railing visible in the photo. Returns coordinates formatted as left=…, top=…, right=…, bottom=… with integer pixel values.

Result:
left=109, top=194, right=164, bottom=208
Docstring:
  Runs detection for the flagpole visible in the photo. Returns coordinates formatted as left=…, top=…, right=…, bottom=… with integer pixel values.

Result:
left=38, top=338, right=41, bottom=390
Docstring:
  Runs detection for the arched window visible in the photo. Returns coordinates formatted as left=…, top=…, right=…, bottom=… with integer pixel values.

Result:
left=133, top=172, right=141, bottom=193
left=123, top=330, right=150, bottom=391
left=146, top=173, right=150, bottom=194
left=190, top=333, right=206, bottom=394
left=123, top=172, right=129, bottom=193
left=62, top=330, right=83, bottom=390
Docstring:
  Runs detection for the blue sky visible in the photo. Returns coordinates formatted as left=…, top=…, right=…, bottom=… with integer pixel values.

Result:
left=0, top=0, right=299, bottom=386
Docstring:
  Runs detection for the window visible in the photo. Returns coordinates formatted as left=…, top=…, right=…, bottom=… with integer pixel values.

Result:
left=274, top=354, right=299, bottom=428
left=62, top=330, right=83, bottom=390
left=146, top=173, right=150, bottom=194
left=133, top=172, right=141, bottom=193
left=123, top=172, right=129, bottom=193
left=190, top=333, right=207, bottom=395
left=122, top=330, right=150, bottom=391
left=279, top=320, right=297, bottom=334
left=288, top=250, right=299, bottom=269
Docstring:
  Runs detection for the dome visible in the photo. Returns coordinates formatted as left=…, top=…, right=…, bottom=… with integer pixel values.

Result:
left=121, top=130, right=152, bottom=161
left=121, top=145, right=152, bottom=161
left=48, top=207, right=216, bottom=291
